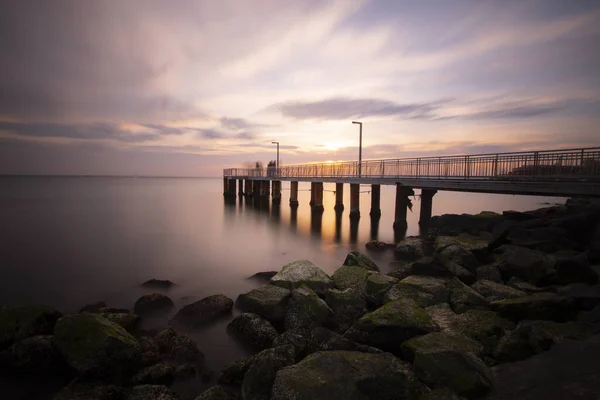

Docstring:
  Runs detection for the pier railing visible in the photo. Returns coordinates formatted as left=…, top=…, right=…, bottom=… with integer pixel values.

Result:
left=224, top=147, right=600, bottom=181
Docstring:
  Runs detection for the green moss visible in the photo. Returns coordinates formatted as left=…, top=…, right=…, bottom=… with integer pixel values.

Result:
left=401, top=332, right=484, bottom=362
left=331, top=265, right=370, bottom=292
left=343, top=252, right=380, bottom=272
left=359, top=298, right=437, bottom=331
left=492, top=292, right=555, bottom=306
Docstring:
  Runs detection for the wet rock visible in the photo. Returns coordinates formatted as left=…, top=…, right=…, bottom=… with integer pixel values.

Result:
left=343, top=251, right=380, bottom=272
left=236, top=285, right=290, bottom=321
left=323, top=288, right=367, bottom=333
left=449, top=278, right=489, bottom=313
left=395, top=236, right=425, bottom=261
left=344, top=298, right=439, bottom=353
left=472, top=280, right=527, bottom=302
left=154, top=328, right=177, bottom=354
left=171, top=294, right=233, bottom=327
left=365, top=240, right=391, bottom=252
left=476, top=265, right=503, bottom=283
left=0, top=305, right=62, bottom=349
left=384, top=276, right=450, bottom=308
left=506, top=276, right=546, bottom=293
left=170, top=335, right=204, bottom=364
left=331, top=265, right=370, bottom=292
left=284, top=286, right=334, bottom=333
left=141, top=279, right=175, bottom=289
left=101, top=313, right=140, bottom=333
left=492, top=245, right=556, bottom=285
left=127, top=385, right=178, bottom=400
left=272, top=330, right=308, bottom=361
left=227, top=313, right=278, bottom=350
left=139, top=336, right=160, bottom=367
left=195, top=386, right=237, bottom=400
left=493, top=320, right=600, bottom=362
left=54, top=313, right=141, bottom=379
left=271, top=350, right=425, bottom=400
left=241, top=345, right=296, bottom=400
left=437, top=243, right=481, bottom=274
left=306, top=327, right=382, bottom=355
left=491, top=292, right=577, bottom=322
left=552, top=252, right=598, bottom=285
left=429, top=212, right=504, bottom=236
left=435, top=235, right=489, bottom=259
left=364, top=273, right=398, bottom=307
left=1, top=335, right=71, bottom=375
left=218, top=353, right=257, bottom=387
left=131, top=362, right=176, bottom=385
left=556, top=283, right=600, bottom=310
left=79, top=301, right=108, bottom=313
left=402, top=331, right=484, bottom=361
left=506, top=226, right=575, bottom=254
left=53, top=379, right=126, bottom=400
left=270, top=260, right=333, bottom=295
left=133, top=293, right=174, bottom=316
left=248, top=271, right=278, bottom=282
left=436, top=254, right=476, bottom=285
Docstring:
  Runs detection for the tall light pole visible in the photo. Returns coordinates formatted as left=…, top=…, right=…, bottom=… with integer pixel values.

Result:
left=352, top=121, right=363, bottom=177
left=271, top=141, right=280, bottom=175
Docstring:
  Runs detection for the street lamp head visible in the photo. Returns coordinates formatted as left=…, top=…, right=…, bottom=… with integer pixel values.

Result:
left=352, top=121, right=362, bottom=125
left=271, top=141, right=279, bottom=144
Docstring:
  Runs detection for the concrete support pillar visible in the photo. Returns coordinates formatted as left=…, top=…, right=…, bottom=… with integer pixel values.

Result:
left=370, top=184, right=381, bottom=218
left=244, top=179, right=253, bottom=197
left=223, top=177, right=228, bottom=196
left=289, top=181, right=299, bottom=207
left=419, top=189, right=437, bottom=227
left=228, top=178, right=236, bottom=198
left=272, top=180, right=282, bottom=205
left=393, top=184, right=414, bottom=234
left=262, top=180, right=270, bottom=198
left=311, top=182, right=324, bottom=213
left=238, top=179, right=244, bottom=196
left=252, top=180, right=260, bottom=200
left=334, top=183, right=344, bottom=212
left=349, top=183, right=360, bottom=220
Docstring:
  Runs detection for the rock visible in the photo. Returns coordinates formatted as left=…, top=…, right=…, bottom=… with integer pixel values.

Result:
left=241, top=345, right=296, bottom=400
left=248, top=271, right=278, bottom=282
left=506, top=276, right=546, bottom=293
left=436, top=254, right=477, bottom=285
left=272, top=330, right=308, bottom=361
left=284, top=286, right=334, bottom=333
left=0, top=305, right=62, bottom=349
left=364, top=273, right=398, bottom=306
left=170, top=335, right=204, bottom=364
left=343, top=251, right=380, bottom=272
left=53, top=380, right=126, bottom=400
left=133, top=293, right=174, bottom=316
left=492, top=245, right=555, bottom=285
left=227, top=313, right=278, bottom=350
left=387, top=264, right=413, bottom=280
left=557, top=283, right=600, bottom=310
left=171, top=294, right=233, bottom=327
left=395, top=236, right=425, bottom=260
left=344, top=298, right=439, bottom=353
left=154, top=328, right=177, bottom=354
left=429, top=212, right=504, bottom=236
left=323, top=288, right=367, bottom=332
left=435, top=235, right=489, bottom=259
left=270, top=260, right=333, bottom=295
left=101, top=313, right=140, bottom=333
left=2, top=335, right=71, bottom=375
left=131, top=362, right=176, bottom=385
left=331, top=265, right=370, bottom=292
left=472, top=280, right=527, bottom=302
left=438, top=243, right=481, bottom=273
left=552, top=252, right=598, bottom=285
left=491, top=292, right=577, bottom=322
left=493, top=320, right=600, bottom=362
left=127, top=385, right=178, bottom=400
left=236, top=285, right=290, bottom=321
left=195, top=386, right=237, bottom=400
left=54, top=313, right=142, bottom=379
left=506, top=226, right=575, bottom=254
left=79, top=301, right=108, bottom=313
left=306, top=327, right=382, bottom=355
left=449, top=278, right=489, bottom=313
left=401, top=332, right=490, bottom=397
left=476, top=265, right=503, bottom=283
left=271, top=350, right=425, bottom=400
left=141, top=279, right=175, bottom=289
left=365, top=240, right=391, bottom=252
left=384, top=276, right=450, bottom=308
left=420, top=387, right=466, bottom=399
left=218, top=354, right=257, bottom=387
left=139, top=337, right=160, bottom=367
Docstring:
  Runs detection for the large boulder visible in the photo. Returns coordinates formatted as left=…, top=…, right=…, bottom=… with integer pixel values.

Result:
left=323, top=288, right=367, bottom=333
left=170, top=294, right=233, bottom=327
left=402, top=331, right=484, bottom=361
left=448, top=278, right=489, bottom=313
left=54, top=313, right=141, bottom=379
left=272, top=330, right=308, bottom=361
left=236, top=285, right=291, bottom=321
left=79, top=301, right=108, bottom=313
left=169, top=335, right=204, bottom=365
left=306, top=327, right=382, bottom=355
left=133, top=293, right=174, bottom=316
left=420, top=388, right=466, bottom=400
left=472, top=280, right=527, bottom=302
left=364, top=273, right=398, bottom=307
left=506, top=276, right=546, bottom=293
left=1, top=335, right=71, bottom=375
left=241, top=345, right=296, bottom=400
left=271, top=350, right=425, bottom=400
left=284, top=287, right=334, bottom=333
left=344, top=298, right=439, bottom=354
left=53, top=380, right=126, bottom=400
left=551, top=252, right=598, bottom=285
left=330, top=265, right=370, bottom=292
left=227, top=313, right=278, bottom=350
left=195, top=386, right=237, bottom=400
left=384, top=276, right=450, bottom=308
left=491, top=293, right=577, bottom=322
left=142, top=279, right=175, bottom=289
left=492, top=245, right=555, bottom=285
left=131, top=362, right=177, bottom=386
left=101, top=313, right=140, bottom=333
left=218, top=353, right=257, bottom=387
left=429, top=212, right=504, bottom=236
left=0, top=305, right=62, bottom=350
left=395, top=237, right=426, bottom=261
left=476, top=265, right=503, bottom=283
left=437, top=243, right=481, bottom=274
left=343, top=251, right=380, bottom=272
left=506, top=226, right=575, bottom=254
left=127, top=385, right=178, bottom=400
left=557, top=283, right=600, bottom=310
left=270, top=260, right=333, bottom=295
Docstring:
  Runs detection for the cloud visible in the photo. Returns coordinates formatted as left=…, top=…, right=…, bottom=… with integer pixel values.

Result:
left=197, top=128, right=256, bottom=140
left=237, top=143, right=299, bottom=150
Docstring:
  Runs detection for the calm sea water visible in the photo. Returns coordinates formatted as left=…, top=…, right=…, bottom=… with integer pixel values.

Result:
left=0, top=176, right=565, bottom=377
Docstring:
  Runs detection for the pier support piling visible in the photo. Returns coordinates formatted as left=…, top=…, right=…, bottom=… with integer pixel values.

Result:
left=223, top=177, right=228, bottom=196
left=244, top=179, right=253, bottom=197
left=419, top=189, right=437, bottom=228
left=238, top=179, right=244, bottom=196
left=349, top=183, right=360, bottom=220
left=228, top=178, right=236, bottom=198
left=253, top=180, right=260, bottom=201
left=334, top=183, right=344, bottom=212
left=311, top=182, right=324, bottom=213
left=393, top=184, right=414, bottom=234
left=289, top=181, right=299, bottom=207
left=370, top=184, right=381, bottom=218
left=272, top=180, right=282, bottom=205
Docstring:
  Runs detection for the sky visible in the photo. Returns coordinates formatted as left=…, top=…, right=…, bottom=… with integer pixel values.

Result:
left=1, top=0, right=599, bottom=176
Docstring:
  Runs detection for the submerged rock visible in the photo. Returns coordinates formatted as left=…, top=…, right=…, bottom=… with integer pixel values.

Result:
left=491, top=293, right=577, bottom=322
left=133, top=293, right=174, bottom=316
left=141, top=279, right=175, bottom=289
left=343, top=251, right=380, bottom=272
left=227, top=313, right=278, bottom=350
left=271, top=350, right=425, bottom=400
left=171, top=294, right=233, bottom=327
left=365, top=240, right=391, bottom=252
left=170, top=335, right=204, bottom=364
left=270, top=260, right=333, bottom=295
left=248, top=271, right=278, bottom=282
left=284, top=286, right=334, bottom=333
left=0, top=305, right=62, bottom=350
left=472, top=280, right=527, bottom=302
left=236, top=285, right=291, bottom=321
left=54, top=313, right=141, bottom=379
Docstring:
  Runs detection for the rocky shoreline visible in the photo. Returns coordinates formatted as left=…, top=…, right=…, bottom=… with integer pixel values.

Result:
left=1, top=198, right=600, bottom=399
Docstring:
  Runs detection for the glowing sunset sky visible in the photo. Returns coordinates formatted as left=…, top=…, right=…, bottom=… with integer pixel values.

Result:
left=1, top=0, right=599, bottom=176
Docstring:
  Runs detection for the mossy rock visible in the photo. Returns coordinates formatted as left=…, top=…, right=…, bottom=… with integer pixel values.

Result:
left=384, top=276, right=450, bottom=308
left=133, top=293, right=174, bottom=316
left=272, top=330, right=308, bottom=361
left=556, top=283, right=600, bottom=310
left=492, top=245, right=556, bottom=285
left=0, top=305, right=62, bottom=349
left=3, top=335, right=71, bottom=375
left=331, top=265, right=370, bottom=293
left=343, top=251, right=380, bottom=272
left=127, top=385, right=178, bottom=400
left=306, top=327, right=382, bottom=355
left=53, top=379, right=126, bottom=400
left=420, top=387, right=466, bottom=400
left=449, top=278, right=489, bottom=313
left=241, top=345, right=296, bottom=400
left=476, top=265, right=503, bottom=283
left=491, top=292, right=577, bottom=322
left=170, top=294, right=233, bottom=327
left=270, top=260, right=333, bottom=295
left=100, top=313, right=140, bottom=333
left=472, top=280, right=527, bottom=302
left=506, top=277, right=546, bottom=293
left=284, top=286, right=334, bottom=333
left=435, top=235, right=488, bottom=257
left=130, top=362, right=176, bottom=386
left=344, top=298, right=439, bottom=354
left=437, top=243, right=482, bottom=273
left=271, top=351, right=425, bottom=400
left=401, top=332, right=484, bottom=362
left=195, top=386, right=237, bottom=400
left=218, top=353, right=257, bottom=387
left=227, top=313, right=278, bottom=350
left=323, top=288, right=367, bottom=332
left=54, top=313, right=141, bottom=379
left=365, top=273, right=398, bottom=306
left=236, top=285, right=291, bottom=321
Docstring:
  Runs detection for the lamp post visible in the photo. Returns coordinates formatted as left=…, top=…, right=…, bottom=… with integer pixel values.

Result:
left=271, top=141, right=280, bottom=175
left=352, top=121, right=363, bottom=177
